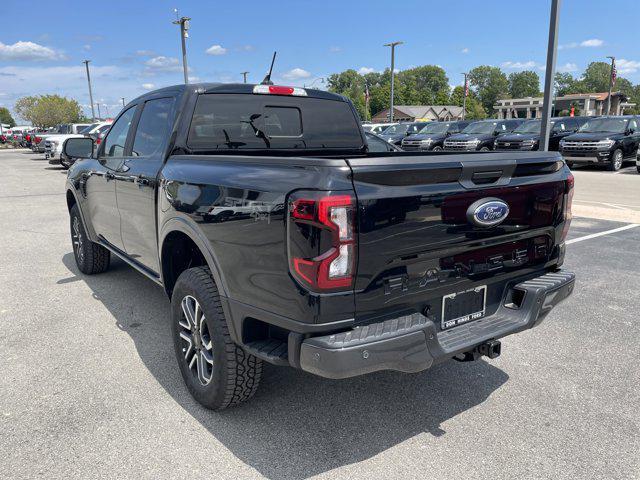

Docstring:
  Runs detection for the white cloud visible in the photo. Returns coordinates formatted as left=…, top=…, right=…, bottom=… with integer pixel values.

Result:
left=616, top=58, right=640, bottom=74
left=559, top=38, right=604, bottom=50
left=206, top=45, right=227, bottom=56
left=557, top=62, right=579, bottom=73
left=580, top=38, right=603, bottom=47
left=141, top=83, right=155, bottom=90
left=136, top=50, right=156, bottom=57
left=461, top=48, right=469, bottom=54
left=357, top=66, right=376, bottom=75
left=144, top=56, right=182, bottom=73
left=0, top=40, right=65, bottom=61
left=501, top=61, right=538, bottom=69
left=282, top=68, right=312, bottom=80
left=83, top=44, right=91, bottom=51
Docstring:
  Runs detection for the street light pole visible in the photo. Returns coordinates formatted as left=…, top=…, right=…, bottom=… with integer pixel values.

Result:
left=384, top=41, right=403, bottom=123
left=173, top=11, right=191, bottom=84
left=461, top=72, right=468, bottom=120
left=241, top=71, right=249, bottom=83
left=606, top=56, right=615, bottom=115
left=82, top=60, right=96, bottom=121
left=540, top=0, right=561, bottom=152
left=121, top=97, right=125, bottom=107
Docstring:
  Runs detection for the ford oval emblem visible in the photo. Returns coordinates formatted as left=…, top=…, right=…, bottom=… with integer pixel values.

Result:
left=467, top=198, right=510, bottom=227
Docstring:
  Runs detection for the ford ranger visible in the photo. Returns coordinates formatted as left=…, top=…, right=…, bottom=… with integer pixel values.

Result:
left=63, top=83, right=575, bottom=410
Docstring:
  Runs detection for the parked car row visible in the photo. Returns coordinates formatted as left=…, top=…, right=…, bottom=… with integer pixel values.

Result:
left=363, top=114, right=640, bottom=172
left=19, top=121, right=113, bottom=168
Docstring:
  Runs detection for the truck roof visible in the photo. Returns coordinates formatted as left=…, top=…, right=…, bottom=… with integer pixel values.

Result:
left=128, top=83, right=347, bottom=106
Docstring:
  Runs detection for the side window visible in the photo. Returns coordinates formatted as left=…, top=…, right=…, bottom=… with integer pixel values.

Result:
left=628, top=119, right=638, bottom=131
left=132, top=97, right=176, bottom=157
left=554, top=122, right=566, bottom=132
left=102, top=107, right=136, bottom=158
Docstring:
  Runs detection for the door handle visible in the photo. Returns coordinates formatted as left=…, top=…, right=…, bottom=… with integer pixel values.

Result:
left=134, top=175, right=150, bottom=187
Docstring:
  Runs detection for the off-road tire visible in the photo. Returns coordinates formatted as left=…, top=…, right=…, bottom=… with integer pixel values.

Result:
left=171, top=266, right=262, bottom=410
left=70, top=204, right=110, bottom=274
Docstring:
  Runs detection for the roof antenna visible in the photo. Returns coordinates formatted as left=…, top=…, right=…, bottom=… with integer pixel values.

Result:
left=261, top=51, right=277, bottom=85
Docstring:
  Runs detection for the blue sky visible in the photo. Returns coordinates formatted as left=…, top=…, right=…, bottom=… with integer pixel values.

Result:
left=1, top=0, right=639, bottom=121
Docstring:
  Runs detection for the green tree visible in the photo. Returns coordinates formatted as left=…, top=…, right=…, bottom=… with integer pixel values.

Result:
left=0, top=107, right=16, bottom=127
left=327, top=69, right=368, bottom=119
left=582, top=61, right=614, bottom=92
left=396, top=65, right=450, bottom=105
left=554, top=72, right=578, bottom=96
left=468, top=65, right=509, bottom=114
left=508, top=70, right=540, bottom=98
left=450, top=86, right=487, bottom=120
left=14, top=95, right=83, bottom=128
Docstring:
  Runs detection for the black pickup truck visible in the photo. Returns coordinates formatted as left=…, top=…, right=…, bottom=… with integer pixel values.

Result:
left=64, top=83, right=575, bottom=410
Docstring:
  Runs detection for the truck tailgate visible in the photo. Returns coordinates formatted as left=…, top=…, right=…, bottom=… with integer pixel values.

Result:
left=347, top=152, right=570, bottom=324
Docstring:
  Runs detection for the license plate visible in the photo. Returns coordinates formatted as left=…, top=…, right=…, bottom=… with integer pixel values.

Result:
left=441, top=285, right=487, bottom=330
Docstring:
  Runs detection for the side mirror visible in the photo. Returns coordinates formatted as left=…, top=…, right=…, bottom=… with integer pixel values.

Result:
left=63, top=137, right=94, bottom=161
left=627, top=128, right=635, bottom=135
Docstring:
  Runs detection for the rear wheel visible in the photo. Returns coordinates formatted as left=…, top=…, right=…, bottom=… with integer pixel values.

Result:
left=608, top=149, right=623, bottom=171
left=171, top=266, right=262, bottom=410
left=480, top=146, right=490, bottom=152
left=70, top=204, right=110, bottom=274
left=432, top=145, right=443, bottom=152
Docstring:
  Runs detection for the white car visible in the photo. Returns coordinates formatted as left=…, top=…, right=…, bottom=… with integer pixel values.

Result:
left=362, top=123, right=398, bottom=135
left=46, top=122, right=112, bottom=165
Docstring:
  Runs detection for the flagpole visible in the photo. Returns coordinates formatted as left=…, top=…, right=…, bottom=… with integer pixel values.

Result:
left=606, top=56, right=616, bottom=115
left=461, top=73, right=468, bottom=120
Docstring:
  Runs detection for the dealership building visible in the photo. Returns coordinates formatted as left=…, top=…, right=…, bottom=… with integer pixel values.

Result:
left=371, top=105, right=465, bottom=122
left=494, top=92, right=635, bottom=119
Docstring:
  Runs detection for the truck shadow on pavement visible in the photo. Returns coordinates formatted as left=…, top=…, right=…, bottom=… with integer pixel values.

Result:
left=61, top=253, right=509, bottom=480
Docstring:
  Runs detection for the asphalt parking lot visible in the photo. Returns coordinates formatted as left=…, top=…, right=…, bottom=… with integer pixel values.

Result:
left=1, top=149, right=639, bottom=480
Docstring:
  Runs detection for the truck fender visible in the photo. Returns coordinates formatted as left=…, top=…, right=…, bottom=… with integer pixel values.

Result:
left=65, top=183, right=98, bottom=242
left=158, top=216, right=229, bottom=299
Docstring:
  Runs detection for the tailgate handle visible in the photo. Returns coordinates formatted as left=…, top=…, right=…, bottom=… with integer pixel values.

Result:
left=472, top=170, right=503, bottom=184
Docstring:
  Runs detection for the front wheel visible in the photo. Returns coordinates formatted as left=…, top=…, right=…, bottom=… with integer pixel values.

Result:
left=70, top=204, right=110, bottom=274
left=608, top=149, right=623, bottom=171
left=432, top=145, right=443, bottom=152
left=171, top=266, right=262, bottom=410
left=479, top=146, right=490, bottom=152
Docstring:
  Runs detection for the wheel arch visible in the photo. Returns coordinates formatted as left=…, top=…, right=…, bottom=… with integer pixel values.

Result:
left=159, top=217, right=229, bottom=300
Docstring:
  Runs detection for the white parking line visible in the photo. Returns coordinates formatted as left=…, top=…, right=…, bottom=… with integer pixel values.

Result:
left=566, top=223, right=640, bottom=244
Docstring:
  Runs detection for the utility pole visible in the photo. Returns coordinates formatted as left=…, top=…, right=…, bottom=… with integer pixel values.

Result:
left=606, top=56, right=616, bottom=115
left=384, top=41, right=403, bottom=122
left=172, top=9, right=191, bottom=84
left=121, top=97, right=125, bottom=107
left=461, top=72, right=468, bottom=120
left=96, top=103, right=101, bottom=120
left=82, top=60, right=96, bottom=121
left=241, top=71, right=249, bottom=83
left=540, top=0, right=561, bottom=152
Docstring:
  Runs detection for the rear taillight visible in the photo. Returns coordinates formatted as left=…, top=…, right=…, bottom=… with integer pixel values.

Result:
left=35, top=136, right=41, bottom=144
left=288, top=193, right=356, bottom=292
left=561, top=172, right=574, bottom=242
left=253, top=84, right=308, bottom=96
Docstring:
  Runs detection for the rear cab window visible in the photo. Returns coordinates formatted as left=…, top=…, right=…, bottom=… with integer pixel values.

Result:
left=187, top=94, right=363, bottom=152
